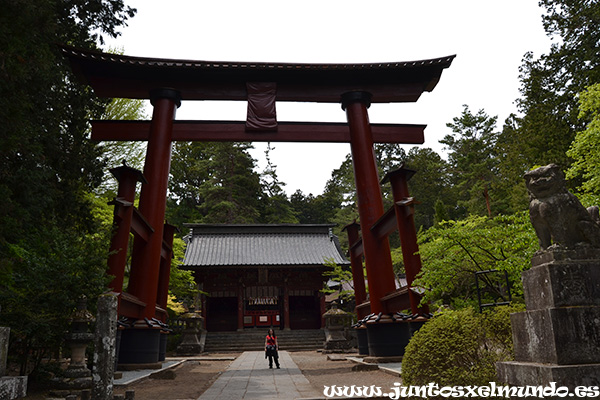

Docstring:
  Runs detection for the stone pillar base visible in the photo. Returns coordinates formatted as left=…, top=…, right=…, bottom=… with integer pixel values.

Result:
left=497, top=361, right=600, bottom=388
left=118, top=326, right=161, bottom=365
left=366, top=317, right=410, bottom=357
left=497, top=247, right=600, bottom=391
left=0, top=376, right=28, bottom=400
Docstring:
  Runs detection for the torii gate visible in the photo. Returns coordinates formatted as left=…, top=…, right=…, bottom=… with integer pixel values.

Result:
left=61, top=45, right=454, bottom=364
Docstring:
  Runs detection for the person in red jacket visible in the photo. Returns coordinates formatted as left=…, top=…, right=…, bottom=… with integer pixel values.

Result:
left=264, top=328, right=280, bottom=369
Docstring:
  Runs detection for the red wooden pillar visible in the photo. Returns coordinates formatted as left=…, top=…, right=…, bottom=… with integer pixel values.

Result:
left=319, top=293, right=326, bottom=328
left=382, top=166, right=429, bottom=315
left=342, top=222, right=369, bottom=318
left=201, top=291, right=207, bottom=330
left=283, top=278, right=290, bottom=330
left=128, top=88, right=181, bottom=319
left=342, top=91, right=396, bottom=314
left=156, top=223, right=177, bottom=321
left=107, top=164, right=147, bottom=293
left=237, top=284, right=244, bottom=331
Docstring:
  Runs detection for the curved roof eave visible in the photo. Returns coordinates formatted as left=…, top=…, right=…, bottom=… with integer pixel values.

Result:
left=59, top=45, right=455, bottom=103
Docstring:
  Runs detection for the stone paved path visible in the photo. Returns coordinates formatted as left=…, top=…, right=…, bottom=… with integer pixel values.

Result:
left=197, top=351, right=320, bottom=400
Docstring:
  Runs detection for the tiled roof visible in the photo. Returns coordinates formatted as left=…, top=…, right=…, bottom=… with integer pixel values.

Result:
left=182, top=224, right=349, bottom=268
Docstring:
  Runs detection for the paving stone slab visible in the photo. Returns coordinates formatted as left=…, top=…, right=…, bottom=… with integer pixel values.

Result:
left=197, top=351, right=320, bottom=400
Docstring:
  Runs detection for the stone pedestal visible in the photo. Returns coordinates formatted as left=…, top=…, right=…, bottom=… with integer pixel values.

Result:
left=0, top=327, right=8, bottom=377
left=0, top=327, right=28, bottom=400
left=497, top=248, right=600, bottom=389
left=118, top=322, right=162, bottom=367
left=355, top=325, right=369, bottom=355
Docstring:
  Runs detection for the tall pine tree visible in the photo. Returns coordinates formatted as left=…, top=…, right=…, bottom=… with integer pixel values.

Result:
left=441, top=105, right=499, bottom=217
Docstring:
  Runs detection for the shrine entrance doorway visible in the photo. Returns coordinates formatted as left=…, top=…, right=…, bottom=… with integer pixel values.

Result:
left=205, top=294, right=238, bottom=332
left=243, top=286, right=281, bottom=330
left=289, top=292, right=322, bottom=330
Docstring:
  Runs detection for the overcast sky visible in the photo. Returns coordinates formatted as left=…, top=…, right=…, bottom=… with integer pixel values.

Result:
left=103, top=0, right=552, bottom=196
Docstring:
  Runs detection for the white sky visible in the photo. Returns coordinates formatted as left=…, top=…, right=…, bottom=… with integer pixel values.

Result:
left=103, top=0, right=552, bottom=196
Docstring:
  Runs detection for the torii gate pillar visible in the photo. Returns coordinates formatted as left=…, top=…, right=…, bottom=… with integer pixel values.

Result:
left=128, top=89, right=181, bottom=319
left=342, top=92, right=396, bottom=314
left=342, top=221, right=368, bottom=318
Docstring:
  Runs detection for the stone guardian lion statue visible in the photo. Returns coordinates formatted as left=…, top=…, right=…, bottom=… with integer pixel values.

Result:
left=524, top=164, right=600, bottom=250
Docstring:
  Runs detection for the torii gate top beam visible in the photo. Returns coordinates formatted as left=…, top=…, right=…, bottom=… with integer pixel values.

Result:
left=60, top=45, right=454, bottom=103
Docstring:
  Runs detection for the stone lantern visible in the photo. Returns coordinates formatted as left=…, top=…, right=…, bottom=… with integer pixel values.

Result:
left=322, top=302, right=353, bottom=352
left=53, top=296, right=95, bottom=394
left=176, top=306, right=205, bottom=355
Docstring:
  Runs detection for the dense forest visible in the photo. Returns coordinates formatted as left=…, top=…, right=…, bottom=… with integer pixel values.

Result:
left=1, top=0, right=599, bottom=378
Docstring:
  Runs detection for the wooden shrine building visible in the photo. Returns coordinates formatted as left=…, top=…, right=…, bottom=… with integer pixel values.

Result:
left=182, top=224, right=349, bottom=331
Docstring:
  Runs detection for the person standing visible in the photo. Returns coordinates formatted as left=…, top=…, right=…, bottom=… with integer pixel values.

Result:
left=265, top=328, right=280, bottom=369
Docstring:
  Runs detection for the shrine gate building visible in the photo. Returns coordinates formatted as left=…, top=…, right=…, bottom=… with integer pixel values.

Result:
left=182, top=224, right=349, bottom=331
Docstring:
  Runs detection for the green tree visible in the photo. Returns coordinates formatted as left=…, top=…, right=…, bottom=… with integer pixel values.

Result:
left=415, top=213, right=537, bottom=309
left=0, top=194, right=113, bottom=375
left=442, top=105, right=499, bottom=217
left=168, top=237, right=198, bottom=308
left=166, top=142, right=211, bottom=228
left=197, top=142, right=262, bottom=223
left=376, top=143, right=407, bottom=175
left=289, top=190, right=343, bottom=225
left=98, top=97, right=148, bottom=195
left=404, top=147, right=452, bottom=229
left=566, top=84, right=600, bottom=197
left=507, top=0, right=600, bottom=172
left=0, top=0, right=135, bottom=377
left=494, top=114, right=531, bottom=214
left=321, top=259, right=357, bottom=310
left=259, top=143, right=298, bottom=223
left=433, top=199, right=449, bottom=226
left=167, top=142, right=263, bottom=226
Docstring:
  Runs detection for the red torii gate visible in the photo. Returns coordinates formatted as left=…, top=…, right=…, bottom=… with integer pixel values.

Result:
left=61, top=45, right=453, bottom=363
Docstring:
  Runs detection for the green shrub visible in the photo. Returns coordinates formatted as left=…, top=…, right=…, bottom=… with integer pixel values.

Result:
left=401, top=305, right=524, bottom=388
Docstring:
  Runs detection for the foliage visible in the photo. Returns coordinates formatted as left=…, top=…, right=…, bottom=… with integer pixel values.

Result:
left=0, top=221, right=111, bottom=375
left=492, top=115, right=532, bottom=214
left=259, top=143, right=298, bottom=223
left=168, top=237, right=198, bottom=308
left=404, top=147, right=453, bottom=229
left=98, top=97, right=148, bottom=195
left=566, top=83, right=600, bottom=195
left=506, top=0, right=600, bottom=174
left=402, top=305, right=525, bottom=389
left=167, top=142, right=264, bottom=227
left=0, top=0, right=135, bottom=377
left=321, top=259, right=357, bottom=306
left=198, top=142, right=263, bottom=223
left=167, top=295, right=186, bottom=316
left=415, top=213, right=537, bottom=309
left=289, top=190, right=342, bottom=225
left=0, top=0, right=136, bottom=238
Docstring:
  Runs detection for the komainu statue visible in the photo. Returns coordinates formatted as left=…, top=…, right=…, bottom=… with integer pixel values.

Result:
left=525, top=164, right=600, bottom=250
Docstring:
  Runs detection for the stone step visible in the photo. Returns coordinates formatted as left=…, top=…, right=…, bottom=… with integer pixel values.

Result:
left=203, top=329, right=325, bottom=352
